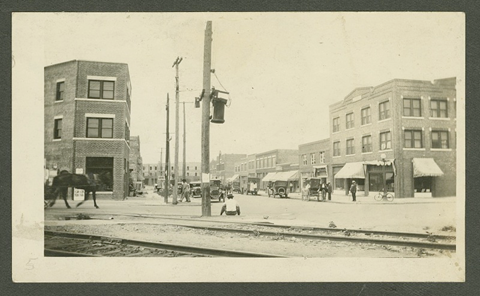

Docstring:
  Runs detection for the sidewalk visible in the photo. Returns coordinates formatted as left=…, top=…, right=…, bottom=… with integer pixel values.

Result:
left=262, top=191, right=456, bottom=205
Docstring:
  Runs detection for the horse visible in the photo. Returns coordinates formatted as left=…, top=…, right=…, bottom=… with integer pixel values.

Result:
left=49, top=170, right=99, bottom=209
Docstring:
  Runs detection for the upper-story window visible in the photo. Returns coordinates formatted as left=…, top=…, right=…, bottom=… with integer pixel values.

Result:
left=54, top=118, right=62, bottom=139
left=56, top=81, right=65, bottom=101
left=346, top=139, right=355, bottom=155
left=361, top=107, right=371, bottom=125
left=379, top=131, right=392, bottom=150
left=432, top=130, right=449, bottom=149
left=333, top=142, right=341, bottom=157
left=430, top=99, right=448, bottom=118
left=319, top=151, right=325, bottom=163
left=346, top=113, right=355, bottom=129
left=362, top=135, right=372, bottom=153
left=404, top=130, right=423, bottom=148
left=88, top=80, right=115, bottom=100
left=87, top=118, right=113, bottom=138
left=311, top=153, right=316, bottom=164
left=187, top=166, right=189, bottom=170
left=272, top=156, right=276, bottom=167
left=302, top=154, right=307, bottom=165
left=403, top=98, right=422, bottom=117
left=379, top=100, right=391, bottom=120
left=333, top=117, right=340, bottom=132
left=195, top=166, right=197, bottom=170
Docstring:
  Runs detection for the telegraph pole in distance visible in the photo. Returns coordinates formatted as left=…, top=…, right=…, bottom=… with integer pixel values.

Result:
left=182, top=102, right=186, bottom=181
left=165, top=93, right=170, bottom=204
left=172, top=57, right=183, bottom=205
left=201, top=21, right=212, bottom=216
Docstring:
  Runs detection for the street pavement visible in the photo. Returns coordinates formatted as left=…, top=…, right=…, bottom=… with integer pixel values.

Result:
left=45, top=186, right=457, bottom=235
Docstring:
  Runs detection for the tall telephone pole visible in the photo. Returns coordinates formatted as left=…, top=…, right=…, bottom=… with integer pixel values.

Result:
left=201, top=21, right=213, bottom=216
left=165, top=94, right=170, bottom=204
left=182, top=102, right=187, bottom=181
left=172, top=57, right=183, bottom=205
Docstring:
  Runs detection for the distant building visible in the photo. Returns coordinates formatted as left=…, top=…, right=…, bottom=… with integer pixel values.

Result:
left=128, top=136, right=144, bottom=183
left=211, top=153, right=246, bottom=184
left=298, top=138, right=331, bottom=189
left=255, top=149, right=298, bottom=190
left=329, top=77, right=457, bottom=198
left=44, top=60, right=132, bottom=200
left=142, top=162, right=161, bottom=186
left=233, top=154, right=256, bottom=192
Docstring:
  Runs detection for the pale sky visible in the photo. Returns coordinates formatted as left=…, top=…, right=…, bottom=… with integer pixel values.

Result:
left=14, top=12, right=464, bottom=163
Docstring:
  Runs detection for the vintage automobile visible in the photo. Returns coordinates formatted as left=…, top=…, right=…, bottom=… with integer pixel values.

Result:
left=246, top=177, right=259, bottom=195
left=210, top=179, right=223, bottom=201
left=270, top=180, right=289, bottom=198
left=190, top=181, right=202, bottom=198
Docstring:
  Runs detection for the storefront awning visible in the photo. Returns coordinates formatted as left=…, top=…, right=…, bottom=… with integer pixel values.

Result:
left=227, top=174, right=239, bottom=182
left=261, top=172, right=277, bottom=182
left=412, top=158, right=444, bottom=177
left=272, top=170, right=299, bottom=182
left=334, top=162, right=366, bottom=179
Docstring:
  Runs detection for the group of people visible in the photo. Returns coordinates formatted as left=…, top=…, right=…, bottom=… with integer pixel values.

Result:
left=304, top=181, right=333, bottom=202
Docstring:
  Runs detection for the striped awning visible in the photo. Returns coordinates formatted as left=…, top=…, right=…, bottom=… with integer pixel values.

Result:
left=227, top=174, right=239, bottom=182
left=261, top=172, right=277, bottom=182
left=334, top=162, right=366, bottom=179
left=271, top=170, right=299, bottom=182
left=412, top=158, right=444, bottom=177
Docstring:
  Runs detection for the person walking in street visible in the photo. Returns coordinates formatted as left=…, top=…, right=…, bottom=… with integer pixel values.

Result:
left=327, top=182, right=332, bottom=201
left=320, top=182, right=327, bottom=201
left=350, top=180, right=357, bottom=202
left=180, top=179, right=191, bottom=202
left=220, top=194, right=241, bottom=216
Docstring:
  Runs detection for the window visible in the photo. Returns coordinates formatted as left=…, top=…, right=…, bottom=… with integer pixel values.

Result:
left=88, top=80, right=115, bottom=99
left=403, top=98, right=422, bottom=117
left=432, top=130, right=449, bottom=149
left=195, top=166, right=197, bottom=170
left=87, top=118, right=113, bottom=138
left=430, top=99, right=448, bottom=118
left=311, top=153, right=316, bottom=164
left=346, top=113, right=354, bottom=129
left=54, top=118, right=62, bottom=139
left=379, top=101, right=391, bottom=120
left=187, top=166, right=189, bottom=170
left=187, top=172, right=189, bottom=176
left=56, top=81, right=65, bottom=101
left=302, top=154, right=307, bottom=165
left=86, top=157, right=113, bottom=191
left=333, top=117, right=340, bottom=132
left=380, top=131, right=392, bottom=150
left=195, top=173, right=197, bottom=176
left=361, top=107, right=371, bottom=125
left=362, top=135, right=372, bottom=153
left=404, top=130, right=423, bottom=148
left=346, top=139, right=355, bottom=155
left=319, top=151, right=325, bottom=163
left=272, top=156, right=276, bottom=166
left=150, top=166, right=153, bottom=171
left=155, top=166, right=157, bottom=171
left=333, top=142, right=340, bottom=156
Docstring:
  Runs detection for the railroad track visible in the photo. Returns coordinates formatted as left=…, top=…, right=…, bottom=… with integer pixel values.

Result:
left=169, top=224, right=456, bottom=251
left=44, top=230, right=286, bottom=258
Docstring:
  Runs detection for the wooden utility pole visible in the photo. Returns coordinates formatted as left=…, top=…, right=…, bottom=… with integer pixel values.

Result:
left=172, top=57, right=183, bottom=205
left=182, top=102, right=186, bottom=181
left=165, top=94, right=170, bottom=204
left=201, top=21, right=212, bottom=216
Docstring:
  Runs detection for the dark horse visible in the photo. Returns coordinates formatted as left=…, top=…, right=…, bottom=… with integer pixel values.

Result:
left=48, top=170, right=104, bottom=209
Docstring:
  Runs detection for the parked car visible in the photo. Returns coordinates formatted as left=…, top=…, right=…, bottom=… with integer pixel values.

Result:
left=270, top=180, right=289, bottom=198
left=190, top=181, right=202, bottom=198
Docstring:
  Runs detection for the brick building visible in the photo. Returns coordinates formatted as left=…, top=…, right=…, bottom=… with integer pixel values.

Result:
left=44, top=60, right=132, bottom=200
left=233, top=154, right=256, bottom=192
left=298, top=138, right=331, bottom=189
left=329, top=77, right=457, bottom=198
left=254, top=149, right=298, bottom=190
left=210, top=153, right=246, bottom=184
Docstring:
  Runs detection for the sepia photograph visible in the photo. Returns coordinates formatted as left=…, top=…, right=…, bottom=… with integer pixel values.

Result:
left=12, top=12, right=465, bottom=282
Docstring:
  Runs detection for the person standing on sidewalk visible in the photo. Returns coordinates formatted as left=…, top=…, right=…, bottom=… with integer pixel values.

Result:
left=327, top=182, right=332, bottom=201
left=320, top=182, right=327, bottom=201
left=350, top=181, right=357, bottom=202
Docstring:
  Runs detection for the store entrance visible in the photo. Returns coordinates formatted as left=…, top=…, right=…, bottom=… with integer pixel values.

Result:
left=369, top=172, right=394, bottom=192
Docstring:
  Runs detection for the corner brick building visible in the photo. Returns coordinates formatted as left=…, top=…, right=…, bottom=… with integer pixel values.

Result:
left=329, top=77, right=457, bottom=198
left=44, top=60, right=132, bottom=200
